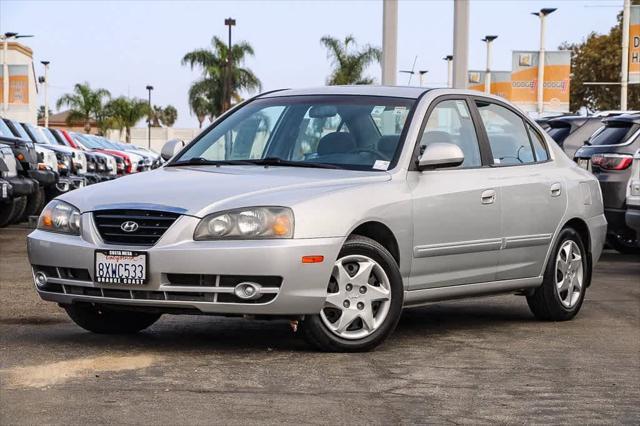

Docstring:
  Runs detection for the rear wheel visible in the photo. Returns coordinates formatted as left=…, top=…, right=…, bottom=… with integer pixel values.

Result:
left=9, top=196, right=27, bottom=224
left=527, top=228, right=589, bottom=321
left=20, top=187, right=45, bottom=222
left=300, top=235, right=403, bottom=352
left=64, top=303, right=161, bottom=334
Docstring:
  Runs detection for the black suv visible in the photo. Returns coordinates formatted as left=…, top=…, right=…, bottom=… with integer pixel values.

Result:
left=546, top=116, right=605, bottom=158
left=574, top=114, right=640, bottom=253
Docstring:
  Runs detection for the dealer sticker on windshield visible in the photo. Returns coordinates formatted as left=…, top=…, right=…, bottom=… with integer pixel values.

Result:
left=373, top=160, right=390, bottom=171
left=95, top=250, right=147, bottom=285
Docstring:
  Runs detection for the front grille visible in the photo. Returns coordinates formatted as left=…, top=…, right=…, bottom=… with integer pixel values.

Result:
left=93, top=209, right=180, bottom=246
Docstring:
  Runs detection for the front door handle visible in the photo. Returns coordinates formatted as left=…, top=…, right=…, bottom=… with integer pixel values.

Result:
left=550, top=183, right=562, bottom=197
left=481, top=189, right=496, bottom=204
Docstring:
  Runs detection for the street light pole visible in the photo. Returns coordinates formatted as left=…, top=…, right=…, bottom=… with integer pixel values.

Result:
left=418, top=70, right=428, bottom=87
left=452, top=0, right=470, bottom=89
left=443, top=55, right=453, bottom=88
left=382, top=0, right=398, bottom=85
left=621, top=0, right=631, bottom=110
left=41, top=61, right=50, bottom=127
left=482, top=35, right=498, bottom=94
left=146, top=85, right=153, bottom=149
left=224, top=17, right=236, bottom=113
left=532, top=8, right=556, bottom=115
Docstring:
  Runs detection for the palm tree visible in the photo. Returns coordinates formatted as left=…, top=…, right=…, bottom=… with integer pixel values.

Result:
left=161, top=105, right=178, bottom=127
left=182, top=35, right=261, bottom=118
left=105, top=97, right=149, bottom=144
left=189, top=93, right=209, bottom=129
left=320, top=35, right=381, bottom=85
left=56, top=82, right=111, bottom=132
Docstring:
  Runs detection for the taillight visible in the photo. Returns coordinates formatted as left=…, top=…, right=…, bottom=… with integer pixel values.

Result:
left=591, top=154, right=633, bottom=171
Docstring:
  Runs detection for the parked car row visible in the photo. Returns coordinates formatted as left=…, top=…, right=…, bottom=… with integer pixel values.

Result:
left=539, top=111, right=640, bottom=253
left=0, top=116, right=162, bottom=228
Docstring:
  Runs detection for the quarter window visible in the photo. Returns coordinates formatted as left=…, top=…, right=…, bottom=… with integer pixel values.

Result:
left=527, top=124, right=549, bottom=161
left=476, top=101, right=534, bottom=165
left=418, top=100, right=482, bottom=168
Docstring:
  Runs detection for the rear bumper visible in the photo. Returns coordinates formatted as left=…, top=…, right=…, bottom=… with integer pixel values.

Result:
left=27, top=214, right=343, bottom=315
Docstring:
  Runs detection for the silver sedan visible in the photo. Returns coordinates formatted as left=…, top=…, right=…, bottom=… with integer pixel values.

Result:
left=27, top=86, right=607, bottom=351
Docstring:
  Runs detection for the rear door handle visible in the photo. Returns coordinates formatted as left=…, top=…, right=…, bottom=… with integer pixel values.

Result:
left=550, top=183, right=562, bottom=197
left=481, top=189, right=496, bottom=204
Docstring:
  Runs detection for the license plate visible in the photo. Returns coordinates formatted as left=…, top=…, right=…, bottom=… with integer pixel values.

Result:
left=577, top=158, right=591, bottom=171
left=95, top=250, right=147, bottom=285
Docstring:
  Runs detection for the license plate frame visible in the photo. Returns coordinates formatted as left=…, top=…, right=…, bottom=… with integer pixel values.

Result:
left=94, top=250, right=148, bottom=285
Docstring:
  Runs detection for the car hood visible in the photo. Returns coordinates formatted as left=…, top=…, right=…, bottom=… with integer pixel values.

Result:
left=60, top=165, right=391, bottom=216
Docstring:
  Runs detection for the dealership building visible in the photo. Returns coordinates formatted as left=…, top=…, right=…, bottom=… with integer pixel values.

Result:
left=0, top=41, right=38, bottom=124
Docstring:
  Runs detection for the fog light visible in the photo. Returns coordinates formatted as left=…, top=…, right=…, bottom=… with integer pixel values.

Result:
left=34, top=271, right=48, bottom=288
left=234, top=282, right=262, bottom=300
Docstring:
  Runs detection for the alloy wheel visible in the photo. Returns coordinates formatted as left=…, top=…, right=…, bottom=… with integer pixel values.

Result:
left=555, top=240, right=584, bottom=309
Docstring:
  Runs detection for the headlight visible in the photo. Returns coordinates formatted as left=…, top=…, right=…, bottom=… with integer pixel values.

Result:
left=194, top=207, right=293, bottom=240
left=37, top=200, right=81, bottom=235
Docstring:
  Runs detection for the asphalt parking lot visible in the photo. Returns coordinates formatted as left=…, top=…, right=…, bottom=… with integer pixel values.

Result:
left=1, top=225, right=638, bottom=425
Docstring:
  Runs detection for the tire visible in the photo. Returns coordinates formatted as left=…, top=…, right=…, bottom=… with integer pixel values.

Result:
left=9, top=196, right=27, bottom=224
left=63, top=303, right=161, bottom=334
left=0, top=199, right=17, bottom=228
left=300, top=235, right=404, bottom=352
left=20, top=187, right=45, bottom=222
left=527, top=228, right=589, bottom=321
left=606, top=233, right=640, bottom=255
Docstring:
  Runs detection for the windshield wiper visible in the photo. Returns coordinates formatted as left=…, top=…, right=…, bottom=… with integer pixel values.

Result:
left=244, top=157, right=343, bottom=169
left=168, top=157, right=256, bottom=167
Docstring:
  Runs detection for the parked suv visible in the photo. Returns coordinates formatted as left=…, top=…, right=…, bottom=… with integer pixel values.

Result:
left=28, top=87, right=606, bottom=352
left=574, top=114, right=640, bottom=253
left=545, top=116, right=605, bottom=158
left=625, top=149, right=640, bottom=243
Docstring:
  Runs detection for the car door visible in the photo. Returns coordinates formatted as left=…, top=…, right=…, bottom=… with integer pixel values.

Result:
left=474, top=99, right=567, bottom=280
left=408, top=97, right=501, bottom=290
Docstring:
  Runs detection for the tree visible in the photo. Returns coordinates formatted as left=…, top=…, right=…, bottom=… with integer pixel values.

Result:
left=56, top=82, right=110, bottom=133
left=161, top=105, right=178, bottom=127
left=561, top=8, right=640, bottom=111
left=182, top=35, right=261, bottom=120
left=320, top=35, right=381, bottom=85
left=37, top=105, right=52, bottom=120
left=189, top=92, right=210, bottom=129
left=105, top=97, right=149, bottom=144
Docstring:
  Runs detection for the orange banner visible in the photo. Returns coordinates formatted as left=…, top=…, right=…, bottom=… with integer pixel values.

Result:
left=510, top=51, right=570, bottom=113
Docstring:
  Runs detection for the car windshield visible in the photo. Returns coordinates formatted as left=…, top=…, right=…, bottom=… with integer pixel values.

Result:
left=173, top=95, right=415, bottom=171
left=588, top=123, right=638, bottom=146
left=0, top=119, right=14, bottom=138
left=23, top=123, right=48, bottom=144
left=9, top=120, right=31, bottom=141
left=40, top=127, right=60, bottom=145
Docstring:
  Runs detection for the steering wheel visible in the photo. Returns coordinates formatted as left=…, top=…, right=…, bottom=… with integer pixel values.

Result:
left=352, top=148, right=390, bottom=161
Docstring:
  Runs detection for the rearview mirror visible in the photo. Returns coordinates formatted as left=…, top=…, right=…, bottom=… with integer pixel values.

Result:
left=417, top=143, right=464, bottom=170
left=161, top=139, right=185, bottom=161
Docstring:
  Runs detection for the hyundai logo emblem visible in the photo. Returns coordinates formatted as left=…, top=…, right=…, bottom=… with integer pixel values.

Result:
left=120, top=221, right=139, bottom=233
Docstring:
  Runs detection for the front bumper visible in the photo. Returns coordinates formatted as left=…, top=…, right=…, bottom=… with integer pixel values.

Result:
left=625, top=206, right=640, bottom=235
left=7, top=175, right=37, bottom=196
left=28, top=169, right=57, bottom=187
left=27, top=214, right=343, bottom=315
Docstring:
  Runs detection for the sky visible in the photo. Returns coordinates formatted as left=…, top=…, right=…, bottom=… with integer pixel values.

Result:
left=1, top=0, right=622, bottom=128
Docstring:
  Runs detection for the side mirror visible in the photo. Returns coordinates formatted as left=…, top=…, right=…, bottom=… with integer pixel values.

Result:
left=417, top=143, right=464, bottom=170
left=161, top=139, right=185, bottom=161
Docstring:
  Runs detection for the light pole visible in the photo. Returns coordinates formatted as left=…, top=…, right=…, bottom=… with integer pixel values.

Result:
left=452, top=0, right=469, bottom=89
left=146, top=85, right=153, bottom=149
left=621, top=0, right=631, bottom=110
left=223, top=17, right=236, bottom=113
left=482, top=35, right=498, bottom=94
left=418, top=70, right=428, bottom=87
left=1, top=32, right=33, bottom=112
left=40, top=61, right=50, bottom=127
left=382, top=0, right=398, bottom=85
left=532, top=8, right=556, bottom=115
left=443, top=55, right=453, bottom=88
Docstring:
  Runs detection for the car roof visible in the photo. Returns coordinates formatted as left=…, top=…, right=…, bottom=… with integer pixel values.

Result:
left=258, top=85, right=432, bottom=99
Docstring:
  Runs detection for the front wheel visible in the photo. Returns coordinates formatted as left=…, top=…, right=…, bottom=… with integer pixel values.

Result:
left=527, top=228, right=589, bottom=321
left=300, top=235, right=403, bottom=352
left=64, top=303, right=161, bottom=334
